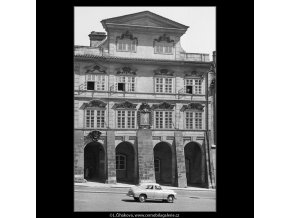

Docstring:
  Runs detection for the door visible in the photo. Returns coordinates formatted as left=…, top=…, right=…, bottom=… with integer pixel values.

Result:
left=186, top=158, right=190, bottom=181
left=154, top=185, right=163, bottom=200
left=145, top=185, right=155, bottom=199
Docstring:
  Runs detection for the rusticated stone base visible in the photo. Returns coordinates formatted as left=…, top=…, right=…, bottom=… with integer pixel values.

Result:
left=137, top=129, right=156, bottom=183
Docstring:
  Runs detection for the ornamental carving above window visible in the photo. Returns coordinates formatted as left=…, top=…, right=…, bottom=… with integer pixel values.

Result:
left=80, top=100, right=107, bottom=110
left=84, top=130, right=102, bottom=143
left=184, top=70, right=204, bottom=78
left=113, top=101, right=137, bottom=109
left=154, top=34, right=174, bottom=44
left=180, top=103, right=205, bottom=112
left=116, top=30, right=138, bottom=42
left=84, top=64, right=107, bottom=74
left=151, top=102, right=175, bottom=110
left=116, top=67, right=137, bottom=75
left=154, top=69, right=174, bottom=76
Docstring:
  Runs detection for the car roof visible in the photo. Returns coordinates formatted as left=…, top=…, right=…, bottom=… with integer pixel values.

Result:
left=138, top=183, right=160, bottom=186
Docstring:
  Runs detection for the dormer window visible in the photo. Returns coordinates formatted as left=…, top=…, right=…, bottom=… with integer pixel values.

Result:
left=154, top=34, right=174, bottom=55
left=116, top=31, right=138, bottom=52
left=154, top=42, right=173, bottom=54
left=117, top=39, right=137, bottom=52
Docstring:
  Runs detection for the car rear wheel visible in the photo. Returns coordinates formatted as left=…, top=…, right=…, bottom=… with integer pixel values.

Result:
left=139, top=194, right=146, bottom=203
left=167, top=195, right=174, bottom=203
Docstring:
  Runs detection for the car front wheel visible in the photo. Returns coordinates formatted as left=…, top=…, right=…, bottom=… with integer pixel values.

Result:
left=167, top=195, right=174, bottom=203
left=139, top=194, right=146, bottom=203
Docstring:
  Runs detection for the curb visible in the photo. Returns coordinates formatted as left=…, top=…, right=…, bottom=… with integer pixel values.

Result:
left=74, top=185, right=215, bottom=192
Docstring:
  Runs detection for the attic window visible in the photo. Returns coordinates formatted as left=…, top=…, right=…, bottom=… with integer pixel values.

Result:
left=154, top=42, right=173, bottom=54
left=116, top=39, right=137, bottom=52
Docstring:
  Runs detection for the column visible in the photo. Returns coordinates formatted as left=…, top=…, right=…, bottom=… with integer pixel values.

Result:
left=106, top=130, right=116, bottom=184
left=174, top=131, right=187, bottom=188
left=74, top=130, right=85, bottom=182
left=137, top=129, right=156, bottom=183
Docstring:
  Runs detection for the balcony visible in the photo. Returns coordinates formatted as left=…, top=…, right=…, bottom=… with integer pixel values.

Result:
left=180, top=52, right=210, bottom=62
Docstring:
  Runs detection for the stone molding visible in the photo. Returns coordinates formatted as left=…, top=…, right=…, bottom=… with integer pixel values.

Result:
left=180, top=103, right=204, bottom=112
left=112, top=101, right=138, bottom=110
left=80, top=100, right=107, bottom=110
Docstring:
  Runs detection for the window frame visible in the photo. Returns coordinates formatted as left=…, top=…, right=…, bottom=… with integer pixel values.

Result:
left=154, top=42, right=174, bottom=55
left=116, top=39, right=137, bottom=52
left=184, top=111, right=203, bottom=130
left=115, top=76, right=136, bottom=92
left=154, top=158, right=160, bottom=173
left=184, top=78, right=203, bottom=95
left=116, top=154, right=126, bottom=170
left=116, top=110, right=136, bottom=129
left=85, top=109, right=106, bottom=129
left=154, top=111, right=173, bottom=129
left=86, top=74, right=106, bottom=91
left=154, top=77, right=174, bottom=94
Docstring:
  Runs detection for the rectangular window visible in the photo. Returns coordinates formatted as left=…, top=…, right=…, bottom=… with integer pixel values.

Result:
left=117, top=40, right=136, bottom=52
left=155, top=111, right=172, bottom=129
left=96, top=110, right=105, bottom=128
left=185, top=112, right=194, bottom=129
left=155, top=77, right=173, bottom=93
left=85, top=110, right=94, bottom=128
left=185, top=112, right=203, bottom=129
left=154, top=42, right=173, bottom=54
left=195, top=112, right=202, bottom=129
left=194, top=79, right=202, bottom=94
left=127, top=111, right=136, bottom=129
left=86, top=74, right=106, bottom=91
left=184, top=79, right=202, bottom=94
left=116, top=155, right=126, bottom=170
left=117, top=111, right=126, bottom=128
left=154, top=159, right=160, bottom=173
left=115, top=76, right=136, bottom=92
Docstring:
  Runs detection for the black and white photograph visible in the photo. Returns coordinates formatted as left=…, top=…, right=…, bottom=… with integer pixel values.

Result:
left=74, top=7, right=216, bottom=212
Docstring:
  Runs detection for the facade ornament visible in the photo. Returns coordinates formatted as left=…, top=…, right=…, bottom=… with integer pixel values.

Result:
left=116, top=66, right=137, bottom=75
left=154, top=33, right=174, bottom=43
left=113, top=101, right=137, bottom=109
left=154, top=68, right=174, bottom=76
left=84, top=64, right=107, bottom=74
left=85, top=130, right=102, bottom=143
left=138, top=103, right=152, bottom=129
left=80, top=100, right=107, bottom=110
left=180, top=103, right=205, bottom=112
left=184, top=70, right=204, bottom=78
left=116, top=30, right=138, bottom=44
left=151, top=102, right=174, bottom=110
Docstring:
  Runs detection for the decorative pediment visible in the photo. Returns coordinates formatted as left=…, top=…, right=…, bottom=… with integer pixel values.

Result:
left=154, top=33, right=174, bottom=43
left=152, top=102, right=175, bottom=110
left=113, top=101, right=137, bottom=110
left=154, top=69, right=174, bottom=76
left=101, top=11, right=189, bottom=30
left=116, top=30, right=138, bottom=42
left=116, top=67, right=137, bottom=75
left=80, top=100, right=107, bottom=110
left=84, top=64, right=107, bottom=74
left=184, top=70, right=204, bottom=78
left=180, top=103, right=205, bottom=112
left=138, top=102, right=151, bottom=112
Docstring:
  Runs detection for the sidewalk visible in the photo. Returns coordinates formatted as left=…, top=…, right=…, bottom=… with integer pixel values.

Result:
left=74, top=181, right=215, bottom=191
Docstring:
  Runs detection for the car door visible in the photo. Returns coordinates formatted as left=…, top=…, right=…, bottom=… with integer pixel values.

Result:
left=145, top=185, right=155, bottom=199
left=154, top=185, right=164, bottom=200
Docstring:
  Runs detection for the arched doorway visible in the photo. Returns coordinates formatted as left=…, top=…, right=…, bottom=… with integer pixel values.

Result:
left=84, top=142, right=106, bottom=182
left=154, top=142, right=172, bottom=185
left=184, top=142, right=203, bottom=187
left=115, top=141, right=136, bottom=184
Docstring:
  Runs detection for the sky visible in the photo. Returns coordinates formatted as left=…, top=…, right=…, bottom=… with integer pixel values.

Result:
left=74, top=7, right=215, bottom=60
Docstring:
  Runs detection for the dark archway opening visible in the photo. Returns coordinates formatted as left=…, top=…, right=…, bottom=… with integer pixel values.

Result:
left=84, top=142, right=106, bottom=182
left=115, top=141, right=136, bottom=184
left=154, top=142, right=172, bottom=185
left=184, top=142, right=203, bottom=187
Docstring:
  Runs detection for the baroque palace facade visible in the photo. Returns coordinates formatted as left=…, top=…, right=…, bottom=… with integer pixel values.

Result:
left=74, top=11, right=216, bottom=188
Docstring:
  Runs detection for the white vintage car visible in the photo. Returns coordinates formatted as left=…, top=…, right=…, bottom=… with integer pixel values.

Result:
left=126, top=183, right=177, bottom=203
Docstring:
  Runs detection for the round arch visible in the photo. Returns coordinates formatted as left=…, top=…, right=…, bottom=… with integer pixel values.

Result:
left=84, top=141, right=106, bottom=182
left=184, top=141, right=203, bottom=187
left=115, top=141, right=137, bottom=184
left=154, top=141, right=173, bottom=185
